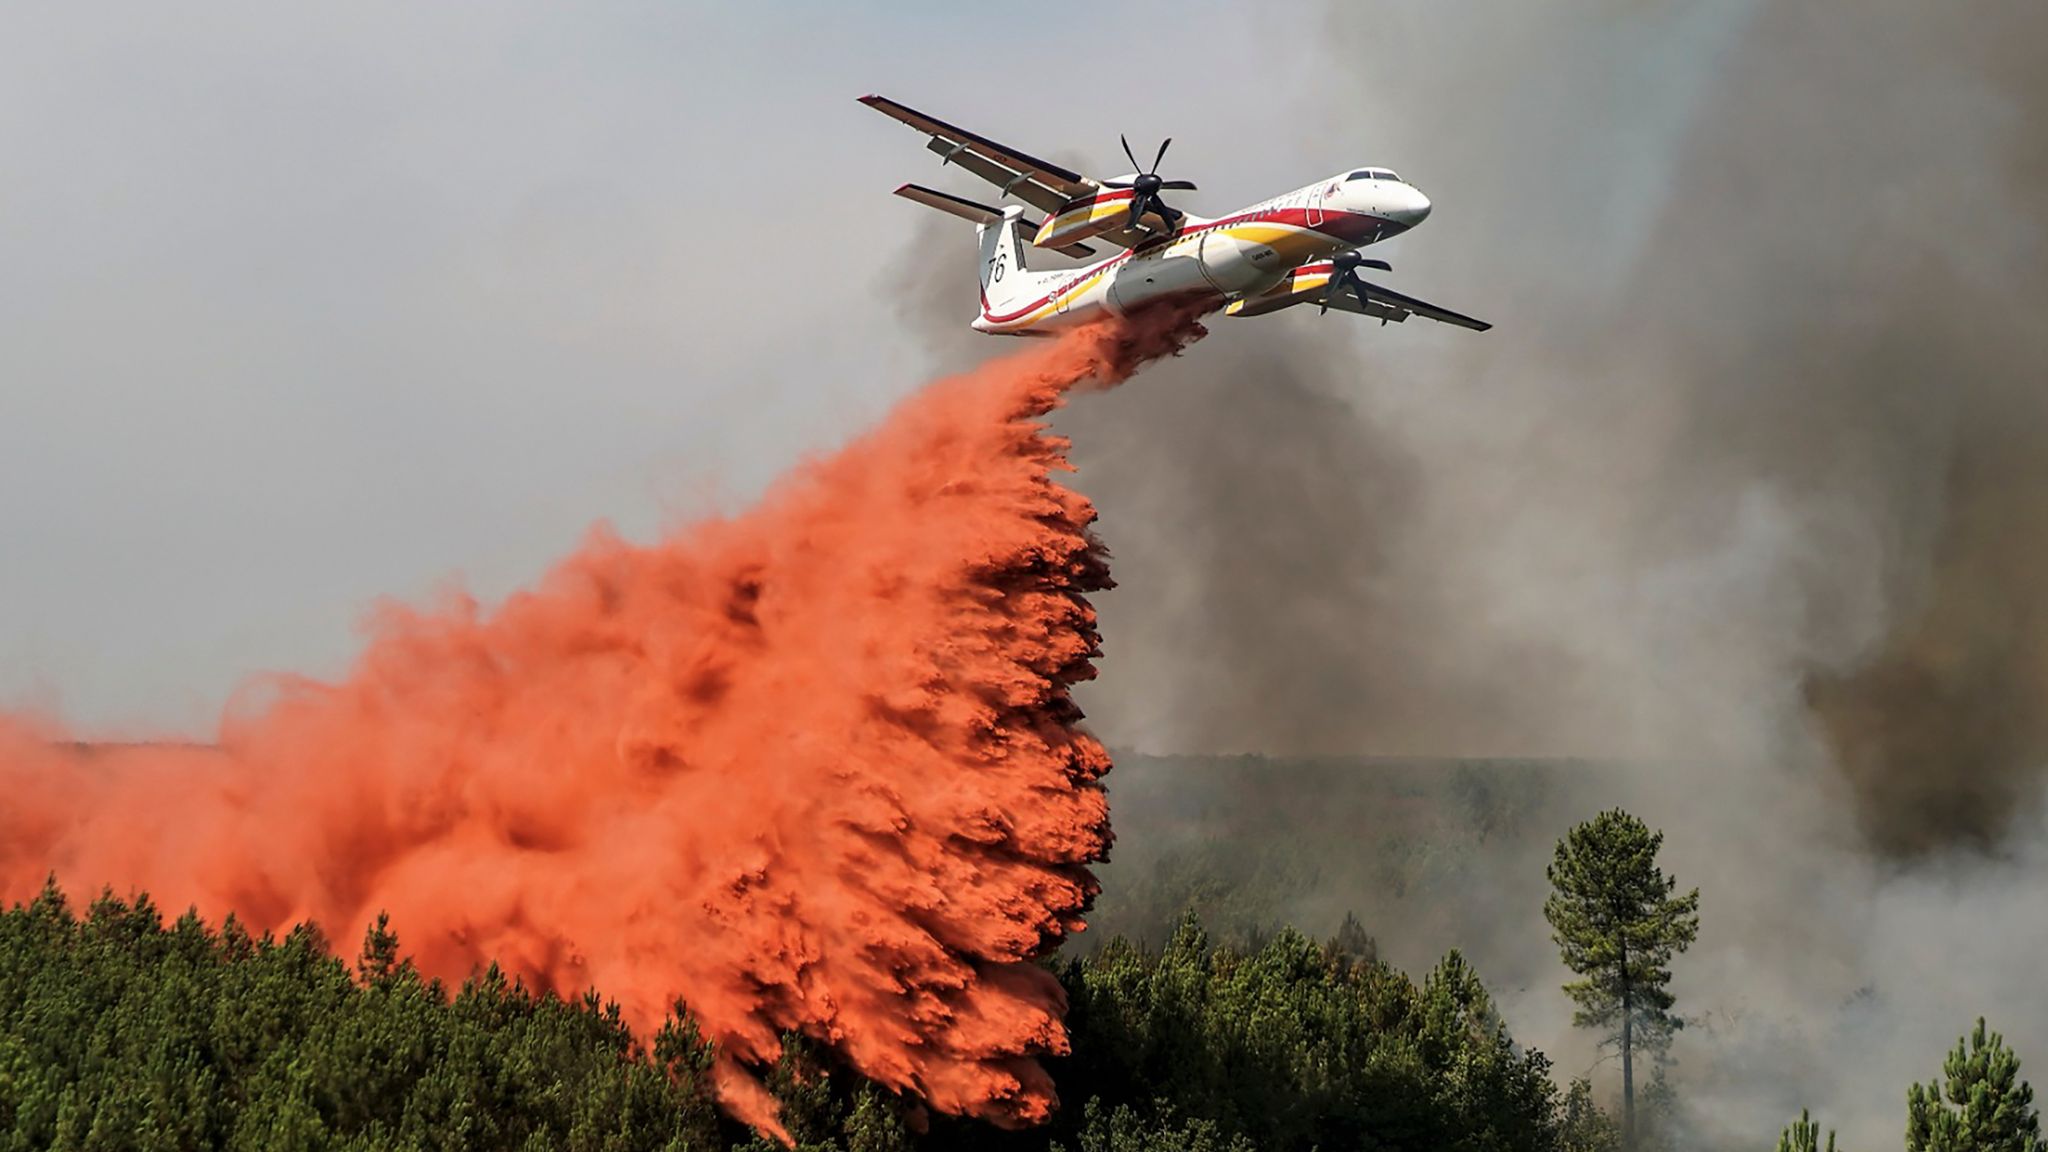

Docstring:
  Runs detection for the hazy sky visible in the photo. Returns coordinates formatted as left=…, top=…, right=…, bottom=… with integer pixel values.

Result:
left=1, top=1, right=1732, bottom=734
left=0, top=0, right=1320, bottom=731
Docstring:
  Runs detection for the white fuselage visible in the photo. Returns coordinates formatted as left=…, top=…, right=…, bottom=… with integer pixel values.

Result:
left=972, top=170, right=1433, bottom=334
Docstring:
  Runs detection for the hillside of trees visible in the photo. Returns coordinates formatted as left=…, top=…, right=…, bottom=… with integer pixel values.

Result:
left=4, top=775, right=2040, bottom=1152
left=2, top=880, right=1570, bottom=1152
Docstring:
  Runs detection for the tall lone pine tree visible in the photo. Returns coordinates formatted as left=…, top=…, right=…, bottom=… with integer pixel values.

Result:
left=1543, top=809, right=1699, bottom=1149
left=1907, top=1018, right=2046, bottom=1152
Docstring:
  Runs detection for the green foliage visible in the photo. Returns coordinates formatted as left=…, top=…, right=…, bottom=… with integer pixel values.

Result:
left=1560, top=1079, right=1620, bottom=1152
left=1050, top=1098, right=1254, bottom=1152
left=1543, top=810, right=1701, bottom=1052
left=1544, top=809, right=1699, bottom=1145
left=1052, top=910, right=1559, bottom=1152
left=0, top=888, right=1614, bottom=1152
left=0, top=885, right=725, bottom=1152
left=1907, top=1019, right=2045, bottom=1152
left=1775, top=1108, right=1838, bottom=1152
left=841, top=1084, right=912, bottom=1152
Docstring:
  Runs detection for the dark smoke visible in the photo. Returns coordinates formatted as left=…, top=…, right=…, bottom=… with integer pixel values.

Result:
left=1789, top=6, right=2048, bottom=855
left=1309, top=8, right=2048, bottom=1141
left=1523, top=1, right=2046, bottom=859
left=1063, top=325, right=1428, bottom=754
left=886, top=12, right=2048, bottom=1132
left=1298, top=0, right=2048, bottom=848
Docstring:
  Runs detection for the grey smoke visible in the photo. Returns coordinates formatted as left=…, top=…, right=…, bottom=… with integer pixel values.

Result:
left=1065, top=327, right=1436, bottom=755
left=1037, top=1, right=2048, bottom=1147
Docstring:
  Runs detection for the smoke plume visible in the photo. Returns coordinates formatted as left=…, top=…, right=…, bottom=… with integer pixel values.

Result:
left=0, top=312, right=1203, bottom=1139
left=1016, top=2, right=2048, bottom=1144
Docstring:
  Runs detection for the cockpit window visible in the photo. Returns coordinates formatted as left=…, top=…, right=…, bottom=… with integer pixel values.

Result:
left=1345, top=168, right=1401, bottom=182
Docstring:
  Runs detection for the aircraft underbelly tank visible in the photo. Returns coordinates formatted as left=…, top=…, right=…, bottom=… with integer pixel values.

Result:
left=1107, top=226, right=1288, bottom=314
left=1193, top=228, right=1278, bottom=294
left=1107, top=251, right=1212, bottom=314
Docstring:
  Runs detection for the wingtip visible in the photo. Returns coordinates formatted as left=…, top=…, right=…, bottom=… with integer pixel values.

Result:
left=857, top=93, right=883, bottom=106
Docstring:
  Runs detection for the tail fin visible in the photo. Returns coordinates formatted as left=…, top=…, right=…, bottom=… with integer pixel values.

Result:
left=975, top=205, right=1033, bottom=318
left=888, top=186, right=1069, bottom=331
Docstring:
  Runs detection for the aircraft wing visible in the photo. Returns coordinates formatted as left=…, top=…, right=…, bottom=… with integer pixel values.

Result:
left=1227, top=263, right=1492, bottom=331
left=860, top=94, right=1102, bottom=217
left=1344, top=279, right=1492, bottom=331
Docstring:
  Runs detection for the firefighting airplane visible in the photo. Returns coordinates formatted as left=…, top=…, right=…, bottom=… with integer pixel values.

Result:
left=861, top=95, right=1490, bottom=336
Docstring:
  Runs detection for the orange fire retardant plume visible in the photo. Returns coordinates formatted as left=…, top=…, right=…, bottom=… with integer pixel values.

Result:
left=0, top=310, right=1206, bottom=1139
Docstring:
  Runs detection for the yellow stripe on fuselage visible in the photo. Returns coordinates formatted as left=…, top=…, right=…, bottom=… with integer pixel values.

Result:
left=1210, top=222, right=1342, bottom=262
left=995, top=260, right=1122, bottom=329
left=1008, top=218, right=1345, bottom=330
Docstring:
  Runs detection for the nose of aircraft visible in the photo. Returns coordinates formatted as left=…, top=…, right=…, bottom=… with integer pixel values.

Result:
left=1390, top=184, right=1432, bottom=228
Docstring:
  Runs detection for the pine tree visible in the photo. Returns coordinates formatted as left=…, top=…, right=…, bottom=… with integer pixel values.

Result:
left=843, top=1083, right=913, bottom=1152
left=1906, top=1018, right=2045, bottom=1152
left=1543, top=809, right=1700, bottom=1149
left=1560, top=1079, right=1620, bottom=1152
left=1634, top=1065, right=1681, bottom=1152
left=1327, top=912, right=1378, bottom=965
left=355, top=912, right=403, bottom=988
left=1776, top=1108, right=1838, bottom=1152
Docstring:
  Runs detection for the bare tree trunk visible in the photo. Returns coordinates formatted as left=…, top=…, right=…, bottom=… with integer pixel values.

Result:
left=1621, top=939, right=1635, bottom=1151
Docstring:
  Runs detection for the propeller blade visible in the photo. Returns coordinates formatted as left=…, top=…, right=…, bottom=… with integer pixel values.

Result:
left=1325, top=251, right=1391, bottom=273
left=1318, top=263, right=1378, bottom=315
left=1120, top=134, right=1141, bottom=173
left=1347, top=273, right=1373, bottom=309
left=1157, top=180, right=1198, bottom=191
left=1151, top=137, right=1172, bottom=174
left=1103, top=180, right=1134, bottom=189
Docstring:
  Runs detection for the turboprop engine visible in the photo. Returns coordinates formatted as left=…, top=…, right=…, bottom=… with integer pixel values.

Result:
left=1032, top=187, right=1144, bottom=250
left=1033, top=134, right=1196, bottom=250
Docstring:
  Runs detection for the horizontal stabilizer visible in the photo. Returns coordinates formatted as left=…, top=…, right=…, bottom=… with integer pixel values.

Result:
left=892, top=185, right=1096, bottom=257
left=861, top=94, right=1094, bottom=217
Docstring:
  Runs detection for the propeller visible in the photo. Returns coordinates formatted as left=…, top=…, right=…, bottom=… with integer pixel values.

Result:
left=1105, top=134, right=1198, bottom=233
left=1319, top=251, right=1394, bottom=314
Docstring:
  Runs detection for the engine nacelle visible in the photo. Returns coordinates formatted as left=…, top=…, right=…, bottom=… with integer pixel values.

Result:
left=1031, top=188, right=1142, bottom=249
